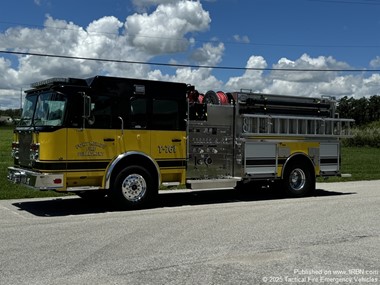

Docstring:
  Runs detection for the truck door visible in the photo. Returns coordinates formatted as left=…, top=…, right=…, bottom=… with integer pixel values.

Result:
left=121, top=96, right=151, bottom=155
left=65, top=94, right=119, bottom=188
left=66, top=93, right=119, bottom=158
left=150, top=97, right=187, bottom=184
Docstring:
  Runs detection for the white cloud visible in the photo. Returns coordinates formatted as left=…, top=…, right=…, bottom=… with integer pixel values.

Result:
left=0, top=89, right=21, bottom=110
left=225, top=55, right=268, bottom=92
left=270, top=54, right=349, bottom=83
left=0, top=57, right=18, bottom=89
left=0, top=2, right=379, bottom=110
left=175, top=68, right=223, bottom=92
left=190, top=42, right=224, bottom=66
left=132, top=0, right=179, bottom=9
left=147, top=45, right=224, bottom=92
left=126, top=1, right=211, bottom=55
left=0, top=1, right=212, bottom=108
left=251, top=54, right=358, bottom=98
left=233, top=34, right=250, bottom=44
left=354, top=74, right=380, bottom=97
left=223, top=54, right=379, bottom=99
left=370, top=56, right=380, bottom=68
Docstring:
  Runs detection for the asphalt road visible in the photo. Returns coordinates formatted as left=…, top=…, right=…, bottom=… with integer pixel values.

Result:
left=0, top=180, right=379, bottom=285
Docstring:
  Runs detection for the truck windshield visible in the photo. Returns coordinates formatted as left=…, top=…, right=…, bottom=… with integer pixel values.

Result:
left=19, top=92, right=67, bottom=127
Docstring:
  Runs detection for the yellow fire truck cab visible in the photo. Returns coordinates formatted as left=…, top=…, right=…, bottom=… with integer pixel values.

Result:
left=8, top=76, right=353, bottom=208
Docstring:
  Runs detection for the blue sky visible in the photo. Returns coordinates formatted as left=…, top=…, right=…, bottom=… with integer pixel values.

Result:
left=1, top=0, right=380, bottom=109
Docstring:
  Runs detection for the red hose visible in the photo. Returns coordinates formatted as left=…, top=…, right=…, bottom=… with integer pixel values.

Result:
left=216, top=91, right=229, bottom=105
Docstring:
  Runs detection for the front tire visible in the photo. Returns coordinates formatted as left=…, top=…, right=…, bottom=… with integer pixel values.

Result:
left=111, top=166, right=156, bottom=209
left=282, top=162, right=315, bottom=197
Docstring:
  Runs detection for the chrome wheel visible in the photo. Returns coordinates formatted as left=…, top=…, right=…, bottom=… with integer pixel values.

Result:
left=112, top=165, right=156, bottom=209
left=121, top=173, right=147, bottom=202
left=282, top=161, right=315, bottom=197
left=289, top=168, right=306, bottom=191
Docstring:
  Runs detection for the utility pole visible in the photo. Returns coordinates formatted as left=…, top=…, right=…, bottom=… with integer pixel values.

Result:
left=20, top=88, right=23, bottom=116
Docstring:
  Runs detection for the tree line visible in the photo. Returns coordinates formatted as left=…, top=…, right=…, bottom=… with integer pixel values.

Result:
left=0, top=109, right=21, bottom=126
left=337, top=95, right=380, bottom=126
left=0, top=109, right=21, bottom=118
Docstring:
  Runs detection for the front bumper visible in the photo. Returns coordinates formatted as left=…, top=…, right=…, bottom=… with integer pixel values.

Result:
left=7, top=167, right=64, bottom=190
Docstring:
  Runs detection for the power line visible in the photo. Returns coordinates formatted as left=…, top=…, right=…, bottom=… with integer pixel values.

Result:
left=1, top=49, right=379, bottom=72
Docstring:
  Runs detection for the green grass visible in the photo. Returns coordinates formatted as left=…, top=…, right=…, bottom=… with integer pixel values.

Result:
left=322, top=147, right=380, bottom=182
left=1, top=126, right=379, bottom=200
left=344, top=147, right=380, bottom=180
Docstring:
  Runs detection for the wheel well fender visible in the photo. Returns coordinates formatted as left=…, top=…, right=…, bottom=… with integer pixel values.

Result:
left=281, top=153, right=316, bottom=180
left=104, top=152, right=160, bottom=190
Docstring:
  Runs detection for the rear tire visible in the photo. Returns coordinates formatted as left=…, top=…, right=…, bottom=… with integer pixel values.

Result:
left=282, top=162, right=315, bottom=197
left=111, top=165, right=157, bottom=209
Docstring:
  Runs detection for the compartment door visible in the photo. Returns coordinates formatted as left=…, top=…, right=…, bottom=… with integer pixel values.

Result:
left=320, top=142, right=340, bottom=175
left=245, top=142, right=277, bottom=178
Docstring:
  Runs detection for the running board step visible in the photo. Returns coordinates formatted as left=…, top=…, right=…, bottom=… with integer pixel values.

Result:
left=186, top=178, right=240, bottom=190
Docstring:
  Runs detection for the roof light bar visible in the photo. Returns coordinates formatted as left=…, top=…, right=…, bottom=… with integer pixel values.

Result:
left=30, top=78, right=69, bottom=88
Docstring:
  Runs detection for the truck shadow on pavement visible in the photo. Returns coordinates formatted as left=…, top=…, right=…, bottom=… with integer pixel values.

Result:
left=12, top=187, right=355, bottom=217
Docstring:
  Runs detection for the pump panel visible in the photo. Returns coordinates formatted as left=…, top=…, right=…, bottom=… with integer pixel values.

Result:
left=187, top=105, right=234, bottom=179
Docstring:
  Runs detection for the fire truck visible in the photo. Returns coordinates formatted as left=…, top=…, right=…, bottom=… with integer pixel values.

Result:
left=8, top=76, right=353, bottom=208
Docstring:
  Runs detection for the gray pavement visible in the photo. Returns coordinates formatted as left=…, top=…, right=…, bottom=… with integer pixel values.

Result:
left=0, top=180, right=379, bottom=285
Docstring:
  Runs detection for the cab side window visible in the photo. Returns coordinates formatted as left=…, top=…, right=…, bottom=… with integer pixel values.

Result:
left=130, top=97, right=147, bottom=129
left=152, top=99, right=181, bottom=130
left=88, top=95, right=112, bottom=129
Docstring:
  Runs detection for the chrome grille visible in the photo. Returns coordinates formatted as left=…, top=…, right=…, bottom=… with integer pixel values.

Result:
left=18, top=132, right=32, bottom=167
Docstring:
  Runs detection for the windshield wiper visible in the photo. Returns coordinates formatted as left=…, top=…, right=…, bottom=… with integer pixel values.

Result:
left=18, top=117, right=32, bottom=126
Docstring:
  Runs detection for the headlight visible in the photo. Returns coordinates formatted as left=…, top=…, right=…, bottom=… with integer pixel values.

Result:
left=29, top=143, right=40, bottom=161
left=11, top=142, right=19, bottom=159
